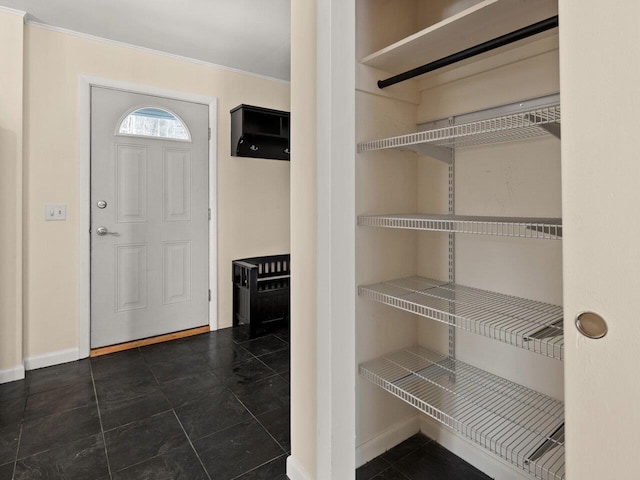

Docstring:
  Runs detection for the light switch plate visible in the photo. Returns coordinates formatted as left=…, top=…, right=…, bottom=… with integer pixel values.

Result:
left=45, top=204, right=67, bottom=221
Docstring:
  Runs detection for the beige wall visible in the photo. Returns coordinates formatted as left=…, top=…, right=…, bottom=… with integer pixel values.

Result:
left=355, top=0, right=422, bottom=456
left=416, top=53, right=564, bottom=453
left=0, top=10, right=24, bottom=376
left=289, top=0, right=317, bottom=477
left=22, top=25, right=290, bottom=360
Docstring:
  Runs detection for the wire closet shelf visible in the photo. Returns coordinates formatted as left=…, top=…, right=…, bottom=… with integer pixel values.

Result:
left=359, top=276, right=563, bottom=360
left=357, top=103, right=560, bottom=153
left=358, top=214, right=562, bottom=240
left=360, top=346, right=565, bottom=480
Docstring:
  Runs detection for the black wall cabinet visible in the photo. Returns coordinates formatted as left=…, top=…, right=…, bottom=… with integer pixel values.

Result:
left=231, top=104, right=290, bottom=161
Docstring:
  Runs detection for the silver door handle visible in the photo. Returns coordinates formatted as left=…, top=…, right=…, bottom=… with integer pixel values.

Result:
left=96, top=226, right=119, bottom=236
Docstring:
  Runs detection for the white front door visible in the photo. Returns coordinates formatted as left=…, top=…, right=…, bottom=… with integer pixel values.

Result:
left=90, top=87, right=209, bottom=348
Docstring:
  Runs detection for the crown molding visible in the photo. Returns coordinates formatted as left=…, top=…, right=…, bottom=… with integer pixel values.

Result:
left=0, top=5, right=27, bottom=18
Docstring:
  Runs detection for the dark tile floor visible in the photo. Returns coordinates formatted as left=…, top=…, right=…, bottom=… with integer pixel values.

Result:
left=0, top=325, right=290, bottom=480
left=1, top=323, right=489, bottom=480
left=356, top=433, right=491, bottom=480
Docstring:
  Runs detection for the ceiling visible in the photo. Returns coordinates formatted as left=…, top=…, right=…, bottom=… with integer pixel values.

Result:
left=0, top=0, right=291, bottom=81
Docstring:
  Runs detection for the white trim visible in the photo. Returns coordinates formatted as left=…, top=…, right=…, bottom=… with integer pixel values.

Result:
left=208, top=99, right=218, bottom=331
left=0, top=6, right=26, bottom=18
left=356, top=415, right=420, bottom=468
left=78, top=76, right=219, bottom=357
left=27, top=21, right=290, bottom=85
left=286, top=455, right=312, bottom=480
left=79, top=77, right=91, bottom=358
left=0, top=364, right=25, bottom=384
left=24, top=348, right=80, bottom=371
left=316, top=0, right=356, bottom=478
left=419, top=417, right=532, bottom=480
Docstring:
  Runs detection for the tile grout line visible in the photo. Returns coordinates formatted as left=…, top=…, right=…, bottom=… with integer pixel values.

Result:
left=145, top=342, right=215, bottom=479
left=109, top=346, right=199, bottom=474
left=99, top=330, right=289, bottom=479
left=231, top=332, right=290, bottom=459
left=383, top=465, right=413, bottom=480
left=11, top=380, right=29, bottom=474
left=89, top=361, right=114, bottom=480
left=233, top=394, right=289, bottom=456
left=228, top=453, right=289, bottom=480
left=361, top=436, right=434, bottom=480
left=98, top=413, right=193, bottom=477
left=10, top=423, right=24, bottom=479
left=171, top=410, right=213, bottom=480
left=139, top=346, right=163, bottom=385
left=12, top=374, right=104, bottom=463
left=252, top=352, right=280, bottom=372
left=5, top=329, right=290, bottom=479
left=140, top=334, right=266, bottom=476
left=194, top=330, right=290, bottom=476
left=140, top=342, right=213, bottom=480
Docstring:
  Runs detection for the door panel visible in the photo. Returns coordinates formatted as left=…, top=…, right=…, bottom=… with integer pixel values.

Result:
left=116, top=144, right=148, bottom=223
left=163, top=148, right=191, bottom=221
left=115, top=244, right=148, bottom=312
left=91, top=87, right=209, bottom=348
left=560, top=1, right=640, bottom=478
left=163, top=241, right=192, bottom=304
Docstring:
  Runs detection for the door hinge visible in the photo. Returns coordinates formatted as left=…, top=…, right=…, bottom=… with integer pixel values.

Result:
left=208, top=208, right=211, bottom=220
left=208, top=128, right=211, bottom=140
left=208, top=289, right=211, bottom=301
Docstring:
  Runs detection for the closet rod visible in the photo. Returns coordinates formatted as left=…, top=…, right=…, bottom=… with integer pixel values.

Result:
left=377, top=15, right=559, bottom=89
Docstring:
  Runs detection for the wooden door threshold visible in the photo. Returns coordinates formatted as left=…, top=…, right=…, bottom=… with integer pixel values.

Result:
left=90, top=325, right=210, bottom=357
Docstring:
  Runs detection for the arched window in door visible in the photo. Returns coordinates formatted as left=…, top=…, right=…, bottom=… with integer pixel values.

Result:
left=118, top=107, right=191, bottom=141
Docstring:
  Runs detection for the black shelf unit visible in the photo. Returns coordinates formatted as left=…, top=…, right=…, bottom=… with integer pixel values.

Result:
left=230, top=104, right=290, bottom=161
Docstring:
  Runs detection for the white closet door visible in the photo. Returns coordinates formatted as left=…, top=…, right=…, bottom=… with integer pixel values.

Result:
left=560, top=1, right=640, bottom=478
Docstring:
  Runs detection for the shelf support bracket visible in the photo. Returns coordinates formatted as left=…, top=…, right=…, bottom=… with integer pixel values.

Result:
left=525, top=423, right=564, bottom=464
left=524, top=112, right=562, bottom=139
left=401, top=144, right=453, bottom=164
left=539, top=123, right=561, bottom=139
left=524, top=319, right=563, bottom=342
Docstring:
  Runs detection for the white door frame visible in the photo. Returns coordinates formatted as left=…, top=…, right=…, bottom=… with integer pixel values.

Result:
left=78, top=75, right=218, bottom=359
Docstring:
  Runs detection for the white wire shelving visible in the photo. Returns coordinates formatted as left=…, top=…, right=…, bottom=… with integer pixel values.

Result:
left=360, top=346, right=565, bottom=480
left=357, top=102, right=560, bottom=155
left=359, top=276, right=563, bottom=360
left=358, top=214, right=562, bottom=240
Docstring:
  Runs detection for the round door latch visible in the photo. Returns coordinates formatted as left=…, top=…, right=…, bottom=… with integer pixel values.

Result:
left=575, top=311, right=608, bottom=339
left=97, top=200, right=107, bottom=209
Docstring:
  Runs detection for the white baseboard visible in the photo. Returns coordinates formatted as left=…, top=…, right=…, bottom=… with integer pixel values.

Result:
left=419, top=416, right=532, bottom=480
left=0, top=364, right=25, bottom=383
left=356, top=415, right=420, bottom=468
left=286, top=455, right=312, bottom=480
left=23, top=347, right=80, bottom=371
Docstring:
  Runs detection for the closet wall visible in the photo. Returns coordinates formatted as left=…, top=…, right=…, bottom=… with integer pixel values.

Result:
left=356, top=1, right=563, bottom=477
left=356, top=0, right=420, bottom=452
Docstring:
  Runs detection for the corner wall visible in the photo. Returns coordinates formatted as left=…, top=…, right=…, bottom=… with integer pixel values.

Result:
left=22, top=25, right=289, bottom=363
left=0, top=9, right=25, bottom=381
left=288, top=1, right=317, bottom=477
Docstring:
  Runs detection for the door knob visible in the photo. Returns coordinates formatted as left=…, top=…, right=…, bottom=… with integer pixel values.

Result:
left=96, top=226, right=118, bottom=236
left=575, top=311, right=608, bottom=339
